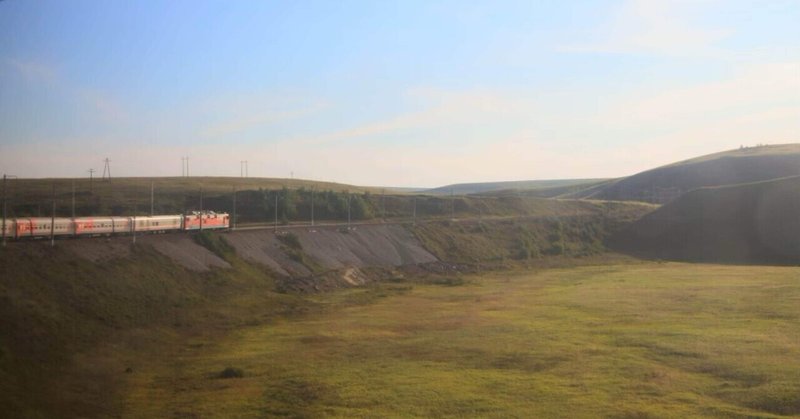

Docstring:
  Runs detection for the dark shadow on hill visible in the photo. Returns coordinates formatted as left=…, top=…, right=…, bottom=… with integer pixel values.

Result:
left=609, top=176, right=800, bottom=265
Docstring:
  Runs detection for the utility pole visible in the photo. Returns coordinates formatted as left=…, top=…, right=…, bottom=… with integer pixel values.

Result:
left=133, top=192, right=137, bottom=244
left=413, top=196, right=417, bottom=226
left=181, top=156, right=190, bottom=177
left=381, top=189, right=385, bottom=222
left=1, top=176, right=6, bottom=247
left=2, top=174, right=17, bottom=248
left=71, top=180, right=76, bottom=219
left=50, top=183, right=56, bottom=247
left=274, top=194, right=278, bottom=233
left=310, top=187, right=315, bottom=227
left=232, top=186, right=237, bottom=231
left=347, top=192, right=351, bottom=230
left=451, top=188, right=455, bottom=220
left=240, top=160, right=248, bottom=178
left=199, top=185, right=203, bottom=232
left=102, top=158, right=111, bottom=181
left=150, top=180, right=154, bottom=216
left=88, top=169, right=95, bottom=193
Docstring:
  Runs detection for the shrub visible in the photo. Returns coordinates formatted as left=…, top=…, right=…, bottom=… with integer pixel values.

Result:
left=277, top=233, right=302, bottom=250
left=194, top=231, right=233, bottom=259
left=218, top=367, right=244, bottom=379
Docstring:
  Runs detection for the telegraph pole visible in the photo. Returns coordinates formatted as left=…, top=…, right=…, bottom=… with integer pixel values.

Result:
left=274, top=194, right=278, bottom=233
left=133, top=193, right=137, bottom=244
left=150, top=180, right=154, bottom=216
left=71, top=180, right=76, bottom=219
left=88, top=169, right=95, bottom=193
left=232, top=186, right=237, bottom=231
left=413, top=196, right=417, bottom=226
left=310, top=187, right=315, bottom=227
left=1, top=175, right=6, bottom=247
left=451, top=188, right=455, bottom=220
left=199, top=185, right=203, bottom=232
left=50, top=183, right=56, bottom=247
left=2, top=174, right=17, bottom=248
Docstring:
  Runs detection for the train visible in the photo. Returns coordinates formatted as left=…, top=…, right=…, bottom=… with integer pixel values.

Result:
left=1, top=211, right=230, bottom=239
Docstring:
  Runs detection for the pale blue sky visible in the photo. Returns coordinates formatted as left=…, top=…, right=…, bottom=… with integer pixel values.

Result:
left=1, top=0, right=798, bottom=186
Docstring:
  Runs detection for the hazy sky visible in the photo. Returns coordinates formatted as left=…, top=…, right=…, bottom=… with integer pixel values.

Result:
left=1, top=0, right=798, bottom=187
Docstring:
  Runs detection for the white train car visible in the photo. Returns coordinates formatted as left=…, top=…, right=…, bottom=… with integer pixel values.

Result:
left=74, top=217, right=116, bottom=235
left=1, top=219, right=15, bottom=238
left=1, top=211, right=227, bottom=241
left=14, top=218, right=73, bottom=238
left=131, top=215, right=183, bottom=232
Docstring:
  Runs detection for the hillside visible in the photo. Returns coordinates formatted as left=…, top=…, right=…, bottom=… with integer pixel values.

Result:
left=1, top=176, right=385, bottom=220
left=611, top=175, right=800, bottom=263
left=420, top=179, right=607, bottom=195
left=479, top=179, right=614, bottom=199
left=565, top=144, right=800, bottom=203
left=0, top=199, right=653, bottom=417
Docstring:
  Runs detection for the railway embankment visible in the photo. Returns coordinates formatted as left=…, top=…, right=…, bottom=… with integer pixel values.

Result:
left=0, top=205, right=653, bottom=417
left=225, top=224, right=437, bottom=277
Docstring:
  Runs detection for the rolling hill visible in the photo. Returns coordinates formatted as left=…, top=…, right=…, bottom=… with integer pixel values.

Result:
left=565, top=144, right=800, bottom=203
left=610, top=175, right=800, bottom=263
left=421, top=178, right=607, bottom=195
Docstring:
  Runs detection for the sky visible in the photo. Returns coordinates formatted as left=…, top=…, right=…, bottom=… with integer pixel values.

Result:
left=0, top=0, right=798, bottom=187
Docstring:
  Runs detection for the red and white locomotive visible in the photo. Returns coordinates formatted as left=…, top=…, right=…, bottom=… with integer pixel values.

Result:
left=1, top=211, right=229, bottom=239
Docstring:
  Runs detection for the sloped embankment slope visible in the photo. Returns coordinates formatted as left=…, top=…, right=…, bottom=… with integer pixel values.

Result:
left=611, top=176, right=800, bottom=263
left=224, top=224, right=438, bottom=277
left=66, top=234, right=230, bottom=271
left=566, top=144, right=800, bottom=203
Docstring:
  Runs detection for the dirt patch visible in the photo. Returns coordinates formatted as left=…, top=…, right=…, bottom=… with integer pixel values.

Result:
left=301, top=225, right=437, bottom=268
left=341, top=267, right=367, bottom=286
left=224, top=225, right=437, bottom=277
left=142, top=235, right=230, bottom=272
left=221, top=231, right=310, bottom=277
left=55, top=234, right=229, bottom=271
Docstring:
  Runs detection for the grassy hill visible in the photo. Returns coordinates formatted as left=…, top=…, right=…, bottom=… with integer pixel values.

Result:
left=0, top=198, right=653, bottom=417
left=420, top=179, right=607, bottom=195
left=565, top=143, right=800, bottom=203
left=611, top=175, right=800, bottom=263
left=478, top=179, right=614, bottom=199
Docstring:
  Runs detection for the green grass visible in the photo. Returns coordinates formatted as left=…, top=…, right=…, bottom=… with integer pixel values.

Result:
left=118, top=263, right=800, bottom=418
left=0, top=237, right=306, bottom=418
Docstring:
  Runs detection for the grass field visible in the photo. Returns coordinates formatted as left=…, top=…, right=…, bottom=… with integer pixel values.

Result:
left=119, top=262, right=800, bottom=418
